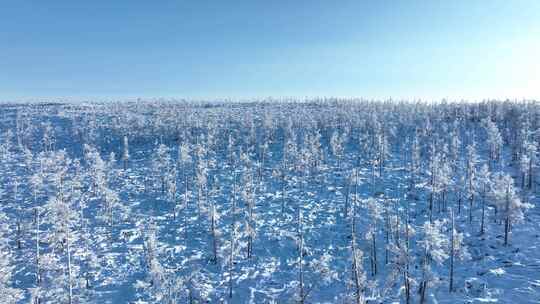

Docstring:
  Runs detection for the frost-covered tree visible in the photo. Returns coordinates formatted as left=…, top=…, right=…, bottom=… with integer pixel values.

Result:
left=152, top=144, right=173, bottom=193
left=434, top=153, right=453, bottom=214
left=448, top=209, right=469, bottom=292
left=122, top=135, right=129, bottom=170
left=15, top=109, right=37, bottom=149
left=178, top=141, right=192, bottom=223
left=410, top=134, right=422, bottom=189
left=272, top=160, right=289, bottom=216
left=101, top=187, right=124, bottom=240
left=465, top=142, right=479, bottom=224
left=0, top=212, right=23, bottom=304
left=448, top=123, right=462, bottom=172
left=520, top=139, right=537, bottom=190
left=349, top=247, right=367, bottom=304
left=308, top=130, right=324, bottom=175
left=418, top=219, right=449, bottom=304
left=40, top=151, right=84, bottom=304
left=426, top=151, right=440, bottom=222
left=208, top=179, right=221, bottom=264
left=491, top=173, right=532, bottom=246
left=84, top=144, right=107, bottom=195
left=363, top=197, right=383, bottom=276
left=454, top=160, right=467, bottom=215
left=256, top=138, right=269, bottom=187
left=194, top=138, right=211, bottom=218
left=241, top=164, right=257, bottom=259
left=477, top=164, right=491, bottom=235
left=284, top=130, right=298, bottom=170
left=483, top=118, right=503, bottom=166
left=42, top=122, right=56, bottom=152
left=348, top=185, right=368, bottom=304
left=138, top=221, right=167, bottom=302
left=385, top=202, right=415, bottom=304
left=166, top=165, right=178, bottom=215
left=296, top=208, right=306, bottom=303
left=330, top=130, right=345, bottom=170
left=288, top=206, right=338, bottom=304
left=367, top=116, right=393, bottom=183
left=226, top=169, right=245, bottom=299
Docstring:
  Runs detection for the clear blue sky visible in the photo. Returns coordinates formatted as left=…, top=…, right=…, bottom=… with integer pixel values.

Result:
left=1, top=1, right=539, bottom=101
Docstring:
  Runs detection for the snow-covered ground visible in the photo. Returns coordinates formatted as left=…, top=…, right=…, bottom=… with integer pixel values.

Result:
left=0, top=100, right=538, bottom=303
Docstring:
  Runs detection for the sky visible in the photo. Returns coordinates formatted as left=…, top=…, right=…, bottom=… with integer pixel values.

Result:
left=1, top=0, right=539, bottom=101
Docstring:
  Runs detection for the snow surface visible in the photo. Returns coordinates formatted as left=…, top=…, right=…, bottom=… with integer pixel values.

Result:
left=0, top=100, right=538, bottom=303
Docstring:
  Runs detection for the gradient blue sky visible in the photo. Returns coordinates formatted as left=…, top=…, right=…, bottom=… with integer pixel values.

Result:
left=1, top=1, right=539, bottom=101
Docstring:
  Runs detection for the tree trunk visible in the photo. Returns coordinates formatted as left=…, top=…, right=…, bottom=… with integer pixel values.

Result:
left=298, top=210, right=305, bottom=304
left=67, top=227, right=73, bottom=304
left=504, top=185, right=510, bottom=246
left=469, top=193, right=474, bottom=224
left=184, top=167, right=189, bottom=242
left=504, top=217, right=510, bottom=246
left=36, top=208, right=41, bottom=286
left=211, top=204, right=217, bottom=263
left=420, top=280, right=427, bottom=304
left=450, top=209, right=455, bottom=292
left=371, top=234, right=377, bottom=276
left=385, top=205, right=390, bottom=265
left=528, top=158, right=533, bottom=189
left=351, top=193, right=362, bottom=304
left=429, top=191, right=433, bottom=223
left=457, top=192, right=462, bottom=215
left=281, top=165, right=286, bottom=216
left=480, top=191, right=486, bottom=235
left=16, top=220, right=22, bottom=249
left=404, top=270, right=410, bottom=304
left=344, top=174, right=351, bottom=218
left=228, top=223, right=234, bottom=298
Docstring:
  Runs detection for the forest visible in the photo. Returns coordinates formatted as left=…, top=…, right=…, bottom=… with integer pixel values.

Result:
left=0, top=99, right=538, bottom=303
